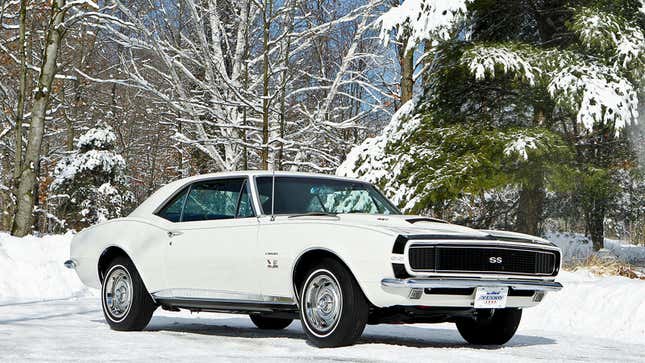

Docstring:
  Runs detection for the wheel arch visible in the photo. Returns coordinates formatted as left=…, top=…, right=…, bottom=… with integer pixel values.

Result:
left=97, top=245, right=134, bottom=283
left=291, top=248, right=373, bottom=307
left=97, top=245, right=158, bottom=303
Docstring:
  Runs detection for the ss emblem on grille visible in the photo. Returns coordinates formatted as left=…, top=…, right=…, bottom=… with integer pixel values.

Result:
left=489, top=256, right=503, bottom=264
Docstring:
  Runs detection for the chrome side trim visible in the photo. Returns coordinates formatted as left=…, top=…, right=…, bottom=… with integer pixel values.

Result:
left=63, top=259, right=77, bottom=269
left=151, top=288, right=295, bottom=305
left=154, top=297, right=299, bottom=314
left=381, top=278, right=563, bottom=292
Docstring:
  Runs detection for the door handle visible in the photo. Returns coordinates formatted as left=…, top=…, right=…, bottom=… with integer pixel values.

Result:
left=167, top=231, right=183, bottom=238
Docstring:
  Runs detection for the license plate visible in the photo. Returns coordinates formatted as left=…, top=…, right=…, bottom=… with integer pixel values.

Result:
left=474, top=287, right=508, bottom=309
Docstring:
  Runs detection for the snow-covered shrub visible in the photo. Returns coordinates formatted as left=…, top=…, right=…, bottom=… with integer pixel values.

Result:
left=50, top=123, right=134, bottom=230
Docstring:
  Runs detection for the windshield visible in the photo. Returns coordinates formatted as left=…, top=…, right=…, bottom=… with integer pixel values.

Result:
left=256, top=176, right=401, bottom=215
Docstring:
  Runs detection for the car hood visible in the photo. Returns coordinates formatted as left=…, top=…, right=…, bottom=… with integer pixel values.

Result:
left=335, top=214, right=552, bottom=244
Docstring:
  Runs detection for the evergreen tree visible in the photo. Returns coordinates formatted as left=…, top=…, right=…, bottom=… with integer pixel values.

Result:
left=50, top=123, right=134, bottom=230
left=339, top=0, right=644, bottom=249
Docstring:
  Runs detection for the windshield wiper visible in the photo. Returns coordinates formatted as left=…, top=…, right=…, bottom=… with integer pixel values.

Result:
left=288, top=212, right=338, bottom=218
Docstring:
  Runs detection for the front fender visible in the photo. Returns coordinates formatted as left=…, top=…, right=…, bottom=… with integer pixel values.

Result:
left=259, top=220, right=397, bottom=307
left=70, top=218, right=168, bottom=292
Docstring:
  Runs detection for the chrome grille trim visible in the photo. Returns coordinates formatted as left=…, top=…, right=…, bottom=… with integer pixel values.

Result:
left=407, top=244, right=560, bottom=277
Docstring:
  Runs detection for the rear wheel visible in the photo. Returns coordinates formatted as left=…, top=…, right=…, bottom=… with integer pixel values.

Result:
left=101, top=256, right=156, bottom=331
left=249, top=314, right=293, bottom=330
left=456, top=308, right=522, bottom=345
left=299, top=258, right=368, bottom=348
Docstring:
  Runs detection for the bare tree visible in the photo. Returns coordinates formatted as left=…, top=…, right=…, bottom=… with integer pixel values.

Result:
left=94, top=0, right=393, bottom=173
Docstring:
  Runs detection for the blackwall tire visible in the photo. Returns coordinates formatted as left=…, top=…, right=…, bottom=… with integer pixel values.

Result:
left=101, top=256, right=156, bottom=331
left=456, top=308, right=522, bottom=345
left=299, top=258, right=368, bottom=348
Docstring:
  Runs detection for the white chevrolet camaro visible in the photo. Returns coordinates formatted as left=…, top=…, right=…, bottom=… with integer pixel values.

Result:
left=66, top=171, right=562, bottom=347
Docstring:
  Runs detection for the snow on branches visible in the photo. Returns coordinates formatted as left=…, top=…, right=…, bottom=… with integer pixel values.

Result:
left=76, top=126, right=117, bottom=150
left=571, top=8, right=644, bottom=70
left=548, top=64, right=638, bottom=133
left=379, top=0, right=469, bottom=51
left=337, top=99, right=421, bottom=196
left=461, top=44, right=639, bottom=134
left=462, top=45, right=539, bottom=86
left=503, top=135, right=538, bottom=161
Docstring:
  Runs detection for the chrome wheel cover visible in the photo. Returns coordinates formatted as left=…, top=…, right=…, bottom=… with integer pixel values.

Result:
left=104, top=266, right=133, bottom=320
left=303, top=272, right=342, bottom=335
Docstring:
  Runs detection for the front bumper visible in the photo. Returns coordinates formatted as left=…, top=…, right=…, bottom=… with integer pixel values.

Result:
left=381, top=277, right=563, bottom=291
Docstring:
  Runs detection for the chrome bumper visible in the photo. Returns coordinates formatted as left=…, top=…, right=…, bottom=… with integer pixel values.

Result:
left=381, top=278, right=563, bottom=292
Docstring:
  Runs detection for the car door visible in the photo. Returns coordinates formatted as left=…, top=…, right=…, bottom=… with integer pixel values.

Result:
left=162, top=177, right=260, bottom=300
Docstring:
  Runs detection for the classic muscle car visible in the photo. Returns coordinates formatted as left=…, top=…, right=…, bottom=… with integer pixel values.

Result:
left=65, top=171, right=562, bottom=347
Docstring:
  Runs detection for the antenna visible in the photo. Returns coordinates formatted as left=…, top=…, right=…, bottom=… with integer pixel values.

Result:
left=270, top=170, right=276, bottom=221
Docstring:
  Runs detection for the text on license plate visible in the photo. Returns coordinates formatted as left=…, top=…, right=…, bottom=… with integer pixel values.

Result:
left=474, top=287, right=508, bottom=309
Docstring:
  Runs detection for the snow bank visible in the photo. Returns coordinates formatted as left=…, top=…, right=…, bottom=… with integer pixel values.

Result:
left=0, top=233, right=95, bottom=304
left=546, top=231, right=645, bottom=264
left=523, top=269, right=645, bottom=344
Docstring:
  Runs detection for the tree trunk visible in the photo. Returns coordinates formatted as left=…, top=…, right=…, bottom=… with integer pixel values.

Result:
left=516, top=179, right=545, bottom=236
left=399, top=44, right=414, bottom=107
left=11, top=0, right=66, bottom=237
left=277, top=27, right=292, bottom=171
left=587, top=196, right=606, bottom=251
left=12, top=0, right=28, bottom=191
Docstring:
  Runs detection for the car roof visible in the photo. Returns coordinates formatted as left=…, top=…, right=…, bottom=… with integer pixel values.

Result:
left=174, top=170, right=363, bottom=183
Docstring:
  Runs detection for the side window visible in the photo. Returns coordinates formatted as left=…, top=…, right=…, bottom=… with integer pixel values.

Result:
left=182, top=178, right=255, bottom=222
left=236, top=181, right=254, bottom=218
left=157, top=187, right=189, bottom=222
left=256, top=177, right=273, bottom=214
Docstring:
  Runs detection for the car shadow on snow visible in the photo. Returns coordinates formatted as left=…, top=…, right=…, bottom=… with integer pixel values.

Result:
left=138, top=315, right=556, bottom=349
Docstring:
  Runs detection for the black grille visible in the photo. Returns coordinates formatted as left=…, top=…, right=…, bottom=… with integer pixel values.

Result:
left=408, top=245, right=559, bottom=276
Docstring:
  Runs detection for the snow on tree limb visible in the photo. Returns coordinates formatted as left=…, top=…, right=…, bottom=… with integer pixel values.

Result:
left=571, top=8, right=644, bottom=70
left=503, top=135, right=537, bottom=161
left=462, top=45, right=539, bottom=86
left=337, top=98, right=421, bottom=207
left=379, top=0, right=469, bottom=51
left=548, top=64, right=639, bottom=133
left=460, top=44, right=639, bottom=133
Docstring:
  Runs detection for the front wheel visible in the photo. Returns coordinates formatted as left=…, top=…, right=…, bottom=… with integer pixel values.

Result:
left=299, top=258, right=368, bottom=348
left=101, top=256, right=157, bottom=331
left=456, top=308, right=522, bottom=345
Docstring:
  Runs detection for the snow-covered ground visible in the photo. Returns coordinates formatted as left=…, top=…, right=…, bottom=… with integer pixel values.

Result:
left=546, top=231, right=645, bottom=264
left=1, top=233, right=644, bottom=362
